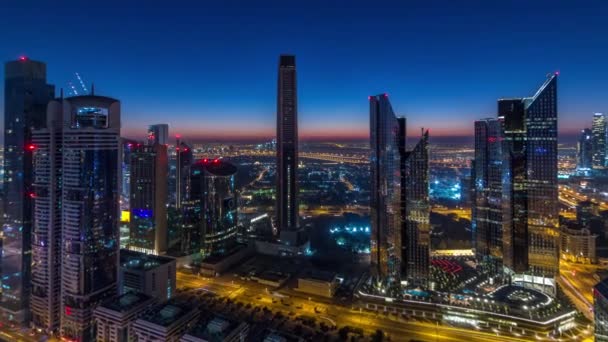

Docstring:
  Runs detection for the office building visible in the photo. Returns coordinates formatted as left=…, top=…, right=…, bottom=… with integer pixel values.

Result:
left=401, top=130, right=430, bottom=286
left=132, top=300, right=199, bottom=341
left=296, top=271, right=339, bottom=298
left=190, top=159, right=238, bottom=258
left=1, top=57, right=54, bottom=322
left=129, top=143, right=168, bottom=255
left=93, top=292, right=156, bottom=342
left=560, top=226, right=597, bottom=264
left=119, top=249, right=176, bottom=301
left=577, top=200, right=599, bottom=229
left=181, top=315, right=249, bottom=342
left=472, top=118, right=504, bottom=273
left=595, top=279, right=608, bottom=341
left=147, top=123, right=169, bottom=146
left=501, top=73, right=559, bottom=286
left=30, top=101, right=62, bottom=333
left=120, top=138, right=139, bottom=212
left=175, top=138, right=193, bottom=209
left=592, top=113, right=606, bottom=168
left=369, top=94, right=402, bottom=282
left=276, top=55, right=306, bottom=247
left=58, top=95, right=121, bottom=341
left=578, top=128, right=593, bottom=170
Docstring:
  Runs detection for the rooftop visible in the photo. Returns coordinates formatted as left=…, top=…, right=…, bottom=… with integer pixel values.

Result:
left=120, top=249, right=175, bottom=271
left=138, top=300, right=197, bottom=327
left=300, top=270, right=336, bottom=283
left=98, top=292, right=154, bottom=313
left=185, top=314, right=243, bottom=340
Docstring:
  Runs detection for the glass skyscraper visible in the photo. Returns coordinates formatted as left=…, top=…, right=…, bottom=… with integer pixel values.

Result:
left=401, top=130, right=430, bottom=287
left=369, top=94, right=402, bottom=282
left=1, top=57, right=54, bottom=322
left=501, top=73, right=559, bottom=283
left=147, top=123, right=169, bottom=146
left=129, top=143, right=168, bottom=255
left=592, top=113, right=606, bottom=168
left=578, top=128, right=593, bottom=170
left=473, top=118, right=504, bottom=274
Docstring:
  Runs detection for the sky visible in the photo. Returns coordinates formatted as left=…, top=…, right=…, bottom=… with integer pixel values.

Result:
left=1, top=0, right=608, bottom=142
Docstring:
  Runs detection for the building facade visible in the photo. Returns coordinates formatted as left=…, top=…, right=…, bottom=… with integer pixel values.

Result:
left=501, top=74, right=559, bottom=285
left=592, top=113, right=606, bottom=168
left=93, top=292, right=156, bottom=342
left=1, top=57, right=54, bottom=322
left=58, top=95, right=121, bottom=341
left=578, top=128, right=593, bottom=170
left=175, top=139, right=193, bottom=209
left=119, top=249, right=176, bottom=301
left=276, top=55, right=304, bottom=246
left=129, top=143, right=168, bottom=255
left=147, top=124, right=169, bottom=146
left=472, top=118, right=504, bottom=274
left=595, top=279, right=608, bottom=341
left=369, top=94, right=402, bottom=282
left=402, top=130, right=430, bottom=286
left=132, top=300, right=199, bottom=341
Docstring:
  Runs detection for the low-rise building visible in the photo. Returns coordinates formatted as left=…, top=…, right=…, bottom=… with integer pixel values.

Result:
left=119, top=249, right=177, bottom=301
left=94, top=292, right=156, bottom=342
left=560, top=227, right=597, bottom=264
left=296, top=271, right=339, bottom=298
left=132, top=300, right=200, bottom=342
left=181, top=315, right=249, bottom=342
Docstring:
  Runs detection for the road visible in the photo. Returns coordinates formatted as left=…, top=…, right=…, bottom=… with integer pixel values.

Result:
left=559, top=260, right=606, bottom=320
left=177, top=271, right=590, bottom=341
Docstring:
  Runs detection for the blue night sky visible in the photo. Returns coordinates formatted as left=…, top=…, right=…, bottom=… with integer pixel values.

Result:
left=1, top=0, right=607, bottom=141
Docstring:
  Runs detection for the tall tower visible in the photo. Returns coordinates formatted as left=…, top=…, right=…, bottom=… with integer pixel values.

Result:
left=473, top=118, right=504, bottom=274
left=402, top=130, right=430, bottom=287
left=501, top=73, right=559, bottom=281
left=58, top=95, right=121, bottom=341
left=129, top=143, right=168, bottom=255
left=175, top=138, right=193, bottom=209
left=578, top=128, right=593, bottom=170
left=369, top=94, right=402, bottom=282
left=592, top=113, right=606, bottom=168
left=276, top=55, right=303, bottom=247
left=147, top=124, right=169, bottom=145
left=30, top=102, right=63, bottom=333
left=1, top=56, right=54, bottom=323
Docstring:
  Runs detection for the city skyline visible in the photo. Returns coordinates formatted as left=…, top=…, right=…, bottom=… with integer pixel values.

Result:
left=2, top=1, right=608, bottom=141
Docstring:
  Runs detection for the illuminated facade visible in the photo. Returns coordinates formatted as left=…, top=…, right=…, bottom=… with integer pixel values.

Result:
left=1, top=57, right=54, bottom=322
left=192, top=160, right=238, bottom=257
left=277, top=55, right=306, bottom=247
left=369, top=94, right=402, bottom=281
left=175, top=139, right=193, bottom=209
left=501, top=74, right=559, bottom=281
left=129, top=143, right=168, bottom=255
left=473, top=118, right=503, bottom=273
left=592, top=113, right=606, bottom=168
left=58, top=95, right=121, bottom=341
left=401, top=130, right=430, bottom=286
left=578, top=128, right=593, bottom=170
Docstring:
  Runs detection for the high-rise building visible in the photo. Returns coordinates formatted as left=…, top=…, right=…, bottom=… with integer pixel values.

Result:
left=190, top=159, right=238, bottom=257
left=175, top=139, right=193, bottom=210
left=501, top=73, right=559, bottom=283
left=401, top=130, right=430, bottom=287
left=595, top=278, right=608, bottom=341
left=369, top=94, right=402, bottom=282
left=472, top=118, right=504, bottom=273
left=147, top=124, right=169, bottom=146
left=578, top=128, right=593, bottom=170
left=118, top=249, right=176, bottom=301
left=57, top=95, right=121, bottom=341
left=120, top=139, right=139, bottom=212
left=276, top=55, right=305, bottom=247
left=1, top=57, right=54, bottom=322
left=30, top=102, right=63, bottom=333
left=592, top=113, right=606, bottom=168
left=129, top=143, right=168, bottom=255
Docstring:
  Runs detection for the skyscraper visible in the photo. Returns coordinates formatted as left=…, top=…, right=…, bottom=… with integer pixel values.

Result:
left=592, top=113, right=606, bottom=168
left=57, top=95, right=121, bottom=341
left=175, top=138, right=193, bottom=210
left=30, top=103, right=62, bottom=333
left=194, top=159, right=238, bottom=257
left=147, top=124, right=169, bottom=146
left=473, top=118, right=504, bottom=273
left=129, top=143, right=168, bottom=255
left=369, top=94, right=401, bottom=282
left=578, top=128, right=593, bottom=170
left=276, top=55, right=305, bottom=247
left=1, top=57, right=54, bottom=322
left=501, top=73, right=559, bottom=283
left=401, top=130, right=430, bottom=287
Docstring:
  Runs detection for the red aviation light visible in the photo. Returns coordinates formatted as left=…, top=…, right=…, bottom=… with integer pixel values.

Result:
left=19, top=56, right=28, bottom=61
left=27, top=144, right=36, bottom=151
left=213, top=159, right=219, bottom=164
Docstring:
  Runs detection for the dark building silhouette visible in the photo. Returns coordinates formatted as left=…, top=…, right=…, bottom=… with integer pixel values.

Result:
left=1, top=57, right=54, bottom=323
left=578, top=128, right=593, bottom=170
left=147, top=124, right=169, bottom=146
left=175, top=138, right=193, bottom=210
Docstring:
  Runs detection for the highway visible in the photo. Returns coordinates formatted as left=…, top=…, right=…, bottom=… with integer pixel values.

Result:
left=177, top=271, right=590, bottom=341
